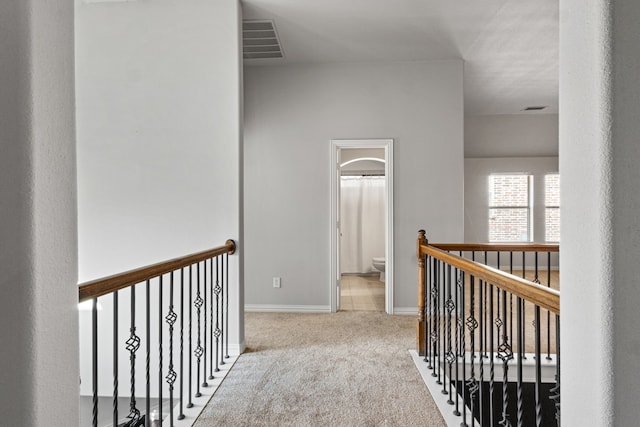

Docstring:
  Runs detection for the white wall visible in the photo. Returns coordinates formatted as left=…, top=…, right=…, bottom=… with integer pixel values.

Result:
left=560, top=0, right=640, bottom=423
left=465, top=114, right=559, bottom=158
left=243, top=60, right=464, bottom=311
left=76, top=0, right=243, bottom=395
left=0, top=0, right=78, bottom=425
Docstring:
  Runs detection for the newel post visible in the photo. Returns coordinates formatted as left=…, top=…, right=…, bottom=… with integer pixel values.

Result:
left=417, top=230, right=428, bottom=355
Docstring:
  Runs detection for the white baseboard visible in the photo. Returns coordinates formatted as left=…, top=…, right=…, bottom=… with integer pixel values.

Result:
left=393, top=307, right=418, bottom=315
left=244, top=304, right=332, bottom=313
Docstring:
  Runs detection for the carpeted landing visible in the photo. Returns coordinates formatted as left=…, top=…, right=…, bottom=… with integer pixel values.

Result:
left=194, top=311, right=446, bottom=426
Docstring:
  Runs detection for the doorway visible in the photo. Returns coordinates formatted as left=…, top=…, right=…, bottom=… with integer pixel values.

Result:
left=330, top=139, right=394, bottom=313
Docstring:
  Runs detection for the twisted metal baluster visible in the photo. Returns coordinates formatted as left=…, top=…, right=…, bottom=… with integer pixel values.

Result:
left=166, top=272, right=178, bottom=426
left=125, top=286, right=141, bottom=426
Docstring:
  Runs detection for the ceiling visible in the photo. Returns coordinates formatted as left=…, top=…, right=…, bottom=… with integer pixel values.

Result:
left=241, top=0, right=558, bottom=116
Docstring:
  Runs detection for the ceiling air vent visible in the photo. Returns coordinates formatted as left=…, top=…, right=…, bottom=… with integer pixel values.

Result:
left=243, top=20, right=284, bottom=60
left=523, top=106, right=547, bottom=111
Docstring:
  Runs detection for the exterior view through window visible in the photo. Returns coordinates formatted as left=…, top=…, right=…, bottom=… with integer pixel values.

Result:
left=545, top=174, right=560, bottom=242
left=488, top=174, right=532, bottom=242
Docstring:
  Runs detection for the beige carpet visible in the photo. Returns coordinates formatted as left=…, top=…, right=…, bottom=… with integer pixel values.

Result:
left=194, top=311, right=446, bottom=427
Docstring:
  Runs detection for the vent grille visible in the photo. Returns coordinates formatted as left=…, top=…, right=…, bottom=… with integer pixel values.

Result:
left=523, top=106, right=547, bottom=111
left=243, top=20, right=284, bottom=60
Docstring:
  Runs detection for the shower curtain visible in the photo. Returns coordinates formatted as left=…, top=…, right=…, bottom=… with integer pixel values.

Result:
left=340, top=176, right=385, bottom=274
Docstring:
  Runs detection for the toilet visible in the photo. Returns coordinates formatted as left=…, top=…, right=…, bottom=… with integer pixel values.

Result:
left=372, top=257, right=385, bottom=282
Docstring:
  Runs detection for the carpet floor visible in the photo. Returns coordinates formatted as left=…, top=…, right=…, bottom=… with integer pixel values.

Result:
left=194, top=311, right=446, bottom=427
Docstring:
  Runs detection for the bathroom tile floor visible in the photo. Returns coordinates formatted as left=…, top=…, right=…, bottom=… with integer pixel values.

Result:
left=339, top=274, right=385, bottom=311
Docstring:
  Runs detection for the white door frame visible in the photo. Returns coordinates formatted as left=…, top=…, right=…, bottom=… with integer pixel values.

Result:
left=330, top=139, right=394, bottom=313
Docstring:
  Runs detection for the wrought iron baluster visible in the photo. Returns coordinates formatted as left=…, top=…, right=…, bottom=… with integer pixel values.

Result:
left=167, top=272, right=178, bottom=427
left=92, top=297, right=98, bottom=427
left=202, top=260, right=208, bottom=388
left=195, top=262, right=204, bottom=397
left=113, top=291, right=119, bottom=427
left=126, top=286, right=141, bottom=426
left=517, top=296, right=524, bottom=427
left=550, top=315, right=561, bottom=425
left=178, top=268, right=185, bottom=420
left=509, top=252, right=514, bottom=351
left=521, top=252, right=527, bottom=361
left=466, top=267, right=478, bottom=427
left=489, top=281, right=495, bottom=427
left=146, top=279, right=151, bottom=425
left=431, top=259, right=440, bottom=382
left=498, top=289, right=513, bottom=427
left=224, top=252, right=230, bottom=359
left=534, top=305, right=543, bottom=427
left=158, top=275, right=163, bottom=423
left=453, top=264, right=462, bottom=417
left=187, top=265, right=193, bottom=408
left=478, top=279, right=485, bottom=426
left=214, top=256, right=222, bottom=373
left=444, top=263, right=455, bottom=403
left=424, top=254, right=431, bottom=366
left=547, top=252, right=552, bottom=360
left=209, top=257, right=215, bottom=380
left=458, top=266, right=467, bottom=423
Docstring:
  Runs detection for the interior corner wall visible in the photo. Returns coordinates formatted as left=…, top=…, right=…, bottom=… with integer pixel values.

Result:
left=0, top=0, right=78, bottom=425
left=243, top=60, right=464, bottom=310
left=75, top=0, right=243, bottom=366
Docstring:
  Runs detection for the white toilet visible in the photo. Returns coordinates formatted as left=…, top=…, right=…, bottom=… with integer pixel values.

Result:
left=372, top=257, right=385, bottom=282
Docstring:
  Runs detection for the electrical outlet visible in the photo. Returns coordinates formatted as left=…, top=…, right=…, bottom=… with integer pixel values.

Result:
left=273, top=277, right=281, bottom=288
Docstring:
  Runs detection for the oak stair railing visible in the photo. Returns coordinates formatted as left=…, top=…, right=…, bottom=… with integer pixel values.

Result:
left=416, top=230, right=560, bottom=427
left=78, top=240, right=236, bottom=427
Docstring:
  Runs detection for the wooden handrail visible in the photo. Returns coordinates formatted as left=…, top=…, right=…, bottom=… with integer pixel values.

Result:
left=430, top=242, right=559, bottom=252
left=419, top=242, right=560, bottom=314
left=78, top=239, right=236, bottom=302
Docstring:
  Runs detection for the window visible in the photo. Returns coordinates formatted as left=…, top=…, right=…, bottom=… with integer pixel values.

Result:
left=488, top=174, right=532, bottom=242
left=545, top=174, right=560, bottom=242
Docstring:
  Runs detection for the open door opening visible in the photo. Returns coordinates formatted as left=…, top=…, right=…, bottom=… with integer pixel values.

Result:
left=330, top=139, right=394, bottom=313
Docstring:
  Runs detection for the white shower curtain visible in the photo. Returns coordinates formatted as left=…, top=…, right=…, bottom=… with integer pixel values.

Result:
left=340, top=176, right=385, bottom=274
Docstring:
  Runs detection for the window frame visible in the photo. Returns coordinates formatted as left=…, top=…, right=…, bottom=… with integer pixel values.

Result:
left=487, top=173, right=534, bottom=243
left=544, top=173, right=560, bottom=243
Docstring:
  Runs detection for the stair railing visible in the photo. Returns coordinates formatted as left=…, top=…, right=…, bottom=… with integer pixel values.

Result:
left=79, top=240, right=236, bottom=427
left=416, top=230, right=560, bottom=426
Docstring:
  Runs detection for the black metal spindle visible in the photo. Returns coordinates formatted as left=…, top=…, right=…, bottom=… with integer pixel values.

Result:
left=224, top=252, right=230, bottom=360
left=146, top=280, right=150, bottom=426
left=424, top=254, right=431, bottom=366
left=214, top=256, right=221, bottom=373
left=517, top=296, right=524, bottom=427
left=167, top=272, right=177, bottom=427
left=113, top=292, right=119, bottom=427
left=478, top=279, right=484, bottom=426
left=92, top=297, right=99, bottom=427
left=498, top=289, right=513, bottom=427
left=187, top=265, right=193, bottom=408
left=432, top=259, right=440, bottom=382
left=489, top=281, right=495, bottom=427
left=195, top=262, right=203, bottom=398
left=510, top=251, right=514, bottom=350
left=158, top=275, right=163, bottom=423
left=547, top=252, right=552, bottom=360
left=521, top=252, right=527, bottom=361
left=444, top=264, right=454, bottom=402
left=178, top=268, right=185, bottom=420
left=209, top=257, right=215, bottom=380
left=202, top=260, right=208, bottom=388
left=126, top=285, right=141, bottom=425
left=550, top=315, right=561, bottom=425
left=453, top=265, right=462, bottom=417
left=534, top=305, right=543, bottom=427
